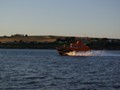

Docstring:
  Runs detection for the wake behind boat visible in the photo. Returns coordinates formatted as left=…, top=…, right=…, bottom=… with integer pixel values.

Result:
left=56, top=41, right=91, bottom=56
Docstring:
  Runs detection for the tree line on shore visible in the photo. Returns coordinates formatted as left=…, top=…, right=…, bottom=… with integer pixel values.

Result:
left=0, top=34, right=120, bottom=50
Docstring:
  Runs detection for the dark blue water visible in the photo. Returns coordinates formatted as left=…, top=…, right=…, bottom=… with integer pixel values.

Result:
left=0, top=49, right=120, bottom=90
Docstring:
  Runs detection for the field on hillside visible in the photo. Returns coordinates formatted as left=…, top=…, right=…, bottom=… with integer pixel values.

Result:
left=0, top=36, right=57, bottom=43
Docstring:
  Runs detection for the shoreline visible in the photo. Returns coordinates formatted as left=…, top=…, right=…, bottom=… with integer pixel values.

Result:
left=0, top=35, right=120, bottom=50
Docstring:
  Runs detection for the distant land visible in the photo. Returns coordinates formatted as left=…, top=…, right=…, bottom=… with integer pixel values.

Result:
left=0, top=34, right=120, bottom=50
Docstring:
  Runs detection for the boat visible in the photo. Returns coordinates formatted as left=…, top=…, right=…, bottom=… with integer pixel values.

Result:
left=56, top=41, right=91, bottom=56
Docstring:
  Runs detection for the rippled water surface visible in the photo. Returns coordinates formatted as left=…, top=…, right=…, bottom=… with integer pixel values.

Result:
left=0, top=49, right=120, bottom=90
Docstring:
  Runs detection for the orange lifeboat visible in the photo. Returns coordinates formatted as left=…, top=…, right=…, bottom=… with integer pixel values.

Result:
left=56, top=41, right=91, bottom=56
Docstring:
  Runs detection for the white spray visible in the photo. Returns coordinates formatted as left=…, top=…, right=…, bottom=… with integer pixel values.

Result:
left=66, top=50, right=120, bottom=56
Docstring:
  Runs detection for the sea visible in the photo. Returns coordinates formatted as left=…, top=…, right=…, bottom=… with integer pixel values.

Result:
left=0, top=49, right=120, bottom=90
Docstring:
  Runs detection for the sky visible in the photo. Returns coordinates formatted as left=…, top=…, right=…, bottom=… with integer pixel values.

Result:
left=0, top=0, right=120, bottom=39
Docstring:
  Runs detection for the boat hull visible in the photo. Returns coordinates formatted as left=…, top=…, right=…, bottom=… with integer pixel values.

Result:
left=56, top=47, right=70, bottom=56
